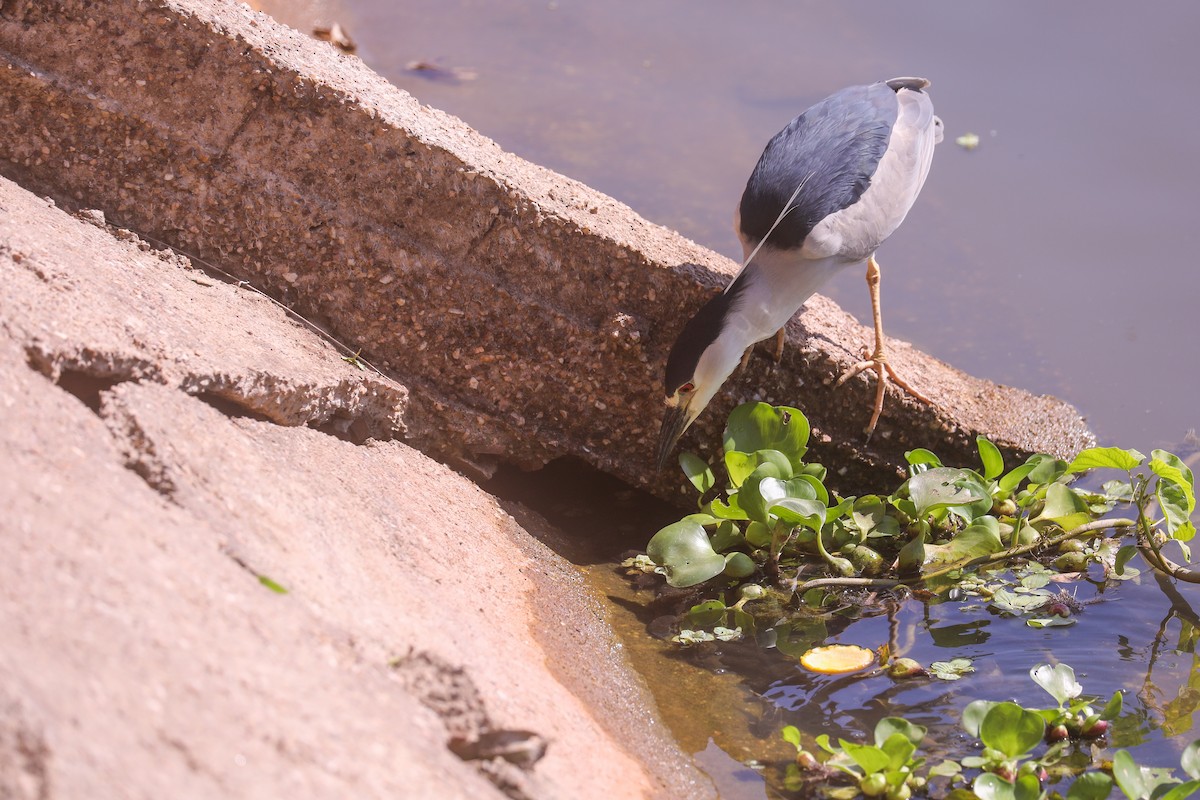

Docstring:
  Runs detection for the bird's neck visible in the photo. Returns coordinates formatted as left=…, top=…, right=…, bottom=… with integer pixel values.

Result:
left=727, top=250, right=846, bottom=345
left=692, top=252, right=846, bottom=405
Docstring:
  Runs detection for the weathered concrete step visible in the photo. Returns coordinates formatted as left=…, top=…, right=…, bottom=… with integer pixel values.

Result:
left=0, top=0, right=1093, bottom=499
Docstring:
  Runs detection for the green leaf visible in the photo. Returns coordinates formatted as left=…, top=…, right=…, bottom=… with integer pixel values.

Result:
left=1159, top=476, right=1197, bottom=542
left=975, top=772, right=1038, bottom=800
left=794, top=473, right=830, bottom=506
left=712, top=626, right=742, bottom=642
left=770, top=497, right=826, bottom=530
left=723, top=403, right=810, bottom=471
left=1105, top=479, right=1136, bottom=502
left=1026, top=454, right=1070, bottom=485
left=1115, top=544, right=1139, bottom=575
left=1151, top=450, right=1196, bottom=513
left=754, top=449, right=795, bottom=479
left=1030, top=663, right=1083, bottom=706
left=879, top=733, right=917, bottom=771
left=875, top=717, right=927, bottom=748
left=745, top=521, right=772, bottom=547
left=974, top=773, right=1020, bottom=800
left=906, top=448, right=944, bottom=470
left=1034, top=483, right=1093, bottom=532
left=685, top=599, right=727, bottom=628
left=978, top=436, right=1005, bottom=480
left=825, top=497, right=855, bottom=526
left=896, top=533, right=926, bottom=574
left=1013, top=773, right=1042, bottom=800
left=1157, top=780, right=1200, bottom=800
left=1101, top=690, right=1124, bottom=721
left=979, top=701, right=1045, bottom=758
left=1183, top=740, right=1200, bottom=781
left=646, top=520, right=727, bottom=588
left=989, top=587, right=1051, bottom=614
left=998, top=462, right=1037, bottom=494
left=708, top=492, right=749, bottom=521
left=840, top=740, right=891, bottom=775
left=679, top=452, right=715, bottom=494
left=930, top=658, right=975, bottom=681
left=907, top=467, right=990, bottom=519
left=741, top=471, right=817, bottom=524
left=962, top=700, right=998, bottom=738
left=929, top=760, right=962, bottom=778
left=722, top=551, right=756, bottom=578
left=1067, top=771, right=1114, bottom=800
left=851, top=496, right=902, bottom=539
left=258, top=574, right=288, bottom=594
left=724, top=450, right=758, bottom=488
left=1067, top=446, right=1145, bottom=474
left=1114, top=750, right=1147, bottom=800
left=710, top=520, right=742, bottom=552
left=1027, top=616, right=1076, bottom=628
left=925, top=516, right=1004, bottom=567
left=781, top=725, right=803, bottom=751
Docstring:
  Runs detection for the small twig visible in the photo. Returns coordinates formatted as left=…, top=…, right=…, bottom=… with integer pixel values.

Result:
left=792, top=518, right=1136, bottom=594
left=917, top=518, right=1136, bottom=583
left=793, top=576, right=900, bottom=592
left=1137, top=511, right=1200, bottom=583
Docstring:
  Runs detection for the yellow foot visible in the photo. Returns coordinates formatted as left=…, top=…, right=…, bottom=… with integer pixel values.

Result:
left=835, top=350, right=934, bottom=440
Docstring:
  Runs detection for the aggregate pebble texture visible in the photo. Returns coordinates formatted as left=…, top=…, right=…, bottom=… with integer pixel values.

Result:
left=0, top=178, right=713, bottom=799
left=0, top=0, right=1094, bottom=503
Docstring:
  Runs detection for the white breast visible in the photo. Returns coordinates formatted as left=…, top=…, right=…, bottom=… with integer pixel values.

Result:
left=799, top=87, right=941, bottom=264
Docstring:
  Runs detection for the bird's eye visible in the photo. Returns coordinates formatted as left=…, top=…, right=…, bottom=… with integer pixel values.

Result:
left=679, top=382, right=695, bottom=394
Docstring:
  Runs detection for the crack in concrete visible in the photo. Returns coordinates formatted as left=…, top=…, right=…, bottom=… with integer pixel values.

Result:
left=0, top=693, right=52, bottom=800
left=390, top=648, right=541, bottom=800
left=21, top=342, right=408, bottom=505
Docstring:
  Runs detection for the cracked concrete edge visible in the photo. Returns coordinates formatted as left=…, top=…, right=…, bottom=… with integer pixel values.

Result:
left=0, top=167, right=711, bottom=799
left=0, top=342, right=512, bottom=800
left=0, top=180, right=409, bottom=444
left=0, top=0, right=1093, bottom=501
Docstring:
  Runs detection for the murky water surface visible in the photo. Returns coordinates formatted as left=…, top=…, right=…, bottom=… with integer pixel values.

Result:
left=343, top=1, right=1200, bottom=452
left=274, top=2, right=1200, bottom=796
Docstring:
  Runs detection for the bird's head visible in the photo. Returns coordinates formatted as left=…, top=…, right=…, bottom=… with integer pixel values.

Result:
left=655, top=284, right=750, bottom=471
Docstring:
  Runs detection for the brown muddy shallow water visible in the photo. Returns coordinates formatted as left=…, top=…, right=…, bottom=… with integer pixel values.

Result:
left=262, top=2, right=1200, bottom=797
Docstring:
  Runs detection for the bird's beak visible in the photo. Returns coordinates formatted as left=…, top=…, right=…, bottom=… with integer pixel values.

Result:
left=655, top=399, right=693, bottom=472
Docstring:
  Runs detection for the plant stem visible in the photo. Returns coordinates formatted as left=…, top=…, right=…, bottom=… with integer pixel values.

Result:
left=793, top=518, right=1135, bottom=593
left=916, top=518, right=1135, bottom=583
left=1136, top=509, right=1200, bottom=584
left=792, top=576, right=901, bottom=591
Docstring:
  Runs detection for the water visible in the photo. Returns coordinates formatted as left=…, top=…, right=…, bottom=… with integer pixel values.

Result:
left=339, top=1, right=1200, bottom=453
left=258, top=2, right=1200, bottom=795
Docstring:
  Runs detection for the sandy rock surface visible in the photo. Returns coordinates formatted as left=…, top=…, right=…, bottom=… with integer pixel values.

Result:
left=0, top=178, right=711, bottom=799
left=0, top=0, right=1093, bottom=503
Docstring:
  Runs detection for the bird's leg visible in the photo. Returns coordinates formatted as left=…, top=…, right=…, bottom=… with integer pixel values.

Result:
left=738, top=328, right=785, bottom=371
left=835, top=256, right=933, bottom=438
left=771, top=327, right=786, bottom=363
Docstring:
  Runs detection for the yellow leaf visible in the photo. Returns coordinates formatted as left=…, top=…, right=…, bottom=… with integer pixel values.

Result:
left=799, top=644, right=875, bottom=674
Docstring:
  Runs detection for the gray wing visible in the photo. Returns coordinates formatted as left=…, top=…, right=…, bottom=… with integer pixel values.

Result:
left=737, top=82, right=900, bottom=251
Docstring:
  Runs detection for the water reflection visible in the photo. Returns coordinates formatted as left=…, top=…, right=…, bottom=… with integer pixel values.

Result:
left=337, top=0, right=1200, bottom=450
left=249, top=2, right=1200, bottom=795
left=750, top=562, right=1200, bottom=780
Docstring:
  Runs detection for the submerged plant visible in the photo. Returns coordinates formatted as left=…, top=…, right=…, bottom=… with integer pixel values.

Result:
left=781, top=663, right=1199, bottom=800
left=635, top=402, right=1197, bottom=657
left=631, top=402, right=1199, bottom=799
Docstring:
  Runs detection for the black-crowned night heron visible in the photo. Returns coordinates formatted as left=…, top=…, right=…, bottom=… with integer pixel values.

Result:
left=656, top=77, right=943, bottom=470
